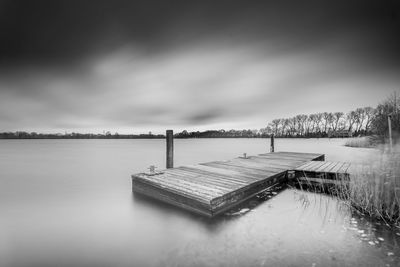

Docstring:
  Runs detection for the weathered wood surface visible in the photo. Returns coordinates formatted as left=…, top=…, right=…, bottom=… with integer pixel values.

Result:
left=132, top=151, right=324, bottom=217
left=295, top=161, right=351, bottom=175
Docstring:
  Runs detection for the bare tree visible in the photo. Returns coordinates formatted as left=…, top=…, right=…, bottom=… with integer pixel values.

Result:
left=322, top=112, right=330, bottom=133
left=322, top=112, right=334, bottom=133
left=271, top=119, right=281, bottom=136
left=332, top=112, right=344, bottom=131
left=363, top=107, right=374, bottom=133
left=295, top=114, right=308, bottom=136
left=346, top=111, right=357, bottom=132
left=315, top=113, right=323, bottom=133
left=309, top=114, right=317, bottom=134
left=287, top=117, right=297, bottom=136
left=280, top=118, right=289, bottom=136
left=354, top=108, right=366, bottom=132
left=304, top=115, right=313, bottom=135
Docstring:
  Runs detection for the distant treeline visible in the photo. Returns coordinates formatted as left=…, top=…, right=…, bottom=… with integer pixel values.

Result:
left=0, top=132, right=164, bottom=139
left=0, top=130, right=266, bottom=139
left=174, top=129, right=266, bottom=138
left=261, top=107, right=374, bottom=138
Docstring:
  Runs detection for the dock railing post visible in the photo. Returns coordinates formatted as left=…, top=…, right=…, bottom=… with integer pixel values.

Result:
left=270, top=134, right=275, bottom=152
left=166, top=130, right=174, bottom=168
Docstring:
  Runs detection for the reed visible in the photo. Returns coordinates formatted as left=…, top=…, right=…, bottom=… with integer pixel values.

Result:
left=297, top=143, right=400, bottom=226
left=343, top=144, right=400, bottom=225
left=344, top=136, right=375, bottom=148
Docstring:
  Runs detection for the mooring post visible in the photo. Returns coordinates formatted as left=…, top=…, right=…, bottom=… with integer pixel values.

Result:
left=270, top=134, right=275, bottom=152
left=166, top=130, right=174, bottom=168
left=388, top=115, right=393, bottom=153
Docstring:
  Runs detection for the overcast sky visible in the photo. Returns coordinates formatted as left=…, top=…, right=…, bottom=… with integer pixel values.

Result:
left=0, top=0, right=399, bottom=134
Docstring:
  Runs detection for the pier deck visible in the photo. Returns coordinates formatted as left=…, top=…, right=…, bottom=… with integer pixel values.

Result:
left=131, top=151, right=324, bottom=217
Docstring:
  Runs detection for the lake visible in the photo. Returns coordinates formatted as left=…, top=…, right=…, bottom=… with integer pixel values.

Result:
left=1, top=138, right=399, bottom=267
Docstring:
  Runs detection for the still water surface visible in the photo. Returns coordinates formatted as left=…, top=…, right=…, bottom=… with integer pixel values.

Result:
left=1, top=138, right=399, bottom=266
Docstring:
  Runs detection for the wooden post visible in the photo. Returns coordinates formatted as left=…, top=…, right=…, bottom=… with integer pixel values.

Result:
left=270, top=134, right=274, bottom=152
left=166, top=130, right=174, bottom=168
left=388, top=115, right=393, bottom=153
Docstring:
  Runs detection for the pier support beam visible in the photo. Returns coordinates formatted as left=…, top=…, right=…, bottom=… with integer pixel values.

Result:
left=166, top=130, right=174, bottom=168
left=270, top=134, right=275, bottom=152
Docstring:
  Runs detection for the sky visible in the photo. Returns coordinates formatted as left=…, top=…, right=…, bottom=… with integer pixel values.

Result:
left=0, top=0, right=399, bottom=134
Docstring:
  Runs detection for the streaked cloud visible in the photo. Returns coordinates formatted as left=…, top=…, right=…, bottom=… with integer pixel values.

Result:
left=0, top=0, right=399, bottom=133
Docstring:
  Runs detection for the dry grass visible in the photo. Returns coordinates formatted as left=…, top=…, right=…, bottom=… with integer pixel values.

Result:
left=342, top=145, right=400, bottom=225
left=344, top=136, right=375, bottom=148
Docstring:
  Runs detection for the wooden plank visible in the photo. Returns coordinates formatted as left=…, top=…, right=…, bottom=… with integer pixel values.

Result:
left=133, top=176, right=213, bottom=202
left=132, top=179, right=212, bottom=216
left=301, top=161, right=324, bottom=171
left=279, top=151, right=324, bottom=158
left=164, top=169, right=236, bottom=191
left=168, top=168, right=245, bottom=190
left=178, top=166, right=250, bottom=186
left=258, top=151, right=317, bottom=157
left=319, top=161, right=337, bottom=172
left=208, top=160, right=284, bottom=175
left=248, top=156, right=307, bottom=166
left=255, top=153, right=310, bottom=161
left=156, top=171, right=229, bottom=195
left=329, top=162, right=346, bottom=173
left=294, top=161, right=315, bottom=170
left=231, top=158, right=297, bottom=170
left=295, top=161, right=350, bottom=174
left=201, top=162, right=280, bottom=179
left=269, top=151, right=323, bottom=159
left=314, top=161, right=332, bottom=172
left=297, top=160, right=323, bottom=171
left=136, top=173, right=222, bottom=199
left=182, top=164, right=263, bottom=183
left=138, top=177, right=217, bottom=201
left=296, top=177, right=349, bottom=186
left=135, top=177, right=212, bottom=203
left=325, top=161, right=341, bottom=172
left=284, top=152, right=325, bottom=161
left=257, top=153, right=320, bottom=161
left=241, top=156, right=306, bottom=169
left=338, top=162, right=351, bottom=173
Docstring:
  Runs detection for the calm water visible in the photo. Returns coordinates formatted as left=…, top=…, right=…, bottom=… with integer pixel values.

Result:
left=1, top=138, right=399, bottom=267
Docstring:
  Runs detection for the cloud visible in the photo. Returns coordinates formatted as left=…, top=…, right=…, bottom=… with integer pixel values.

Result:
left=1, top=38, right=399, bottom=133
left=0, top=0, right=399, bottom=133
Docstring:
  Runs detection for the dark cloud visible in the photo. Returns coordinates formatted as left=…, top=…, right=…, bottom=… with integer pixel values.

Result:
left=185, top=109, right=223, bottom=124
left=1, top=0, right=399, bottom=67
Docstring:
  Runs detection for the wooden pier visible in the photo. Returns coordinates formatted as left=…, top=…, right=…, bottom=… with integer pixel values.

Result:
left=131, top=151, right=325, bottom=217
